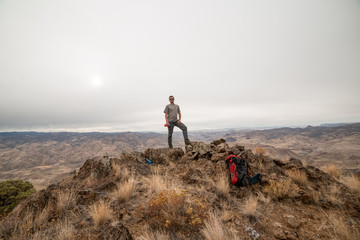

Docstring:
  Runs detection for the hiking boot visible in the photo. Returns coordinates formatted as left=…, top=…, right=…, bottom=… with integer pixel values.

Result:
left=185, top=140, right=191, bottom=145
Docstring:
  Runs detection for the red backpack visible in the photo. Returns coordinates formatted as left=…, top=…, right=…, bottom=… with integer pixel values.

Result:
left=226, top=154, right=251, bottom=187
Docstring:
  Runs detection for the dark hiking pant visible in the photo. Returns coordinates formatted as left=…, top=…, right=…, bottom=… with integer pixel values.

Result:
left=168, top=121, right=189, bottom=148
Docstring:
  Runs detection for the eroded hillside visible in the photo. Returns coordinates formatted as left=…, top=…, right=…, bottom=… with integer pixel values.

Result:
left=1, top=123, right=359, bottom=191
left=1, top=140, right=359, bottom=239
left=0, top=132, right=179, bottom=189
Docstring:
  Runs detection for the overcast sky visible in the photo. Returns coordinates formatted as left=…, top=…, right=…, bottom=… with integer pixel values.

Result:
left=0, top=0, right=359, bottom=132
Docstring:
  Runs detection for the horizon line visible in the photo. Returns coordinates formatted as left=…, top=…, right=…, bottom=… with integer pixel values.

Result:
left=1, top=122, right=359, bottom=134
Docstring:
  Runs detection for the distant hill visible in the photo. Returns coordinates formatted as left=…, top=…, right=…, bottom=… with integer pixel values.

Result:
left=320, top=122, right=359, bottom=127
left=1, top=123, right=359, bottom=190
left=192, top=123, right=360, bottom=173
left=0, top=131, right=178, bottom=189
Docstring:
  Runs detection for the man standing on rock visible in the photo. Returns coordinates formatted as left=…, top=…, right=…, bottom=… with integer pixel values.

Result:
left=164, top=95, right=191, bottom=148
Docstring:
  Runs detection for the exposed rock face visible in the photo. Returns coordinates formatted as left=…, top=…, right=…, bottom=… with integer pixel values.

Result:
left=144, top=148, right=184, bottom=164
left=184, top=140, right=243, bottom=161
left=1, top=139, right=359, bottom=240
left=77, top=156, right=113, bottom=180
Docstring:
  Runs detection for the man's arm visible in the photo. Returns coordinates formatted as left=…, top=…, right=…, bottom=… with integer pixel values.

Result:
left=165, top=112, right=169, bottom=125
left=178, top=111, right=181, bottom=124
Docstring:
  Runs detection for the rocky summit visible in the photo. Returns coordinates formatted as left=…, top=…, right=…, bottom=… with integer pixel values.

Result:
left=0, top=139, right=359, bottom=239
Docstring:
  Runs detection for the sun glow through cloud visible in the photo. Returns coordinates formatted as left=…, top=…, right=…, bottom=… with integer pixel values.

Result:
left=92, top=77, right=102, bottom=87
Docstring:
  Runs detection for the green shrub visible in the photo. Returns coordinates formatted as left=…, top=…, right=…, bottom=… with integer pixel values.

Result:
left=0, top=180, right=36, bottom=219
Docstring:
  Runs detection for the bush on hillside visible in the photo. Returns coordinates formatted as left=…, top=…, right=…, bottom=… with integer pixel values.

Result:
left=0, top=180, right=36, bottom=219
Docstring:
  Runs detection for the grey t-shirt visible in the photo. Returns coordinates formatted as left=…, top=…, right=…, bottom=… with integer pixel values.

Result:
left=164, top=104, right=180, bottom=122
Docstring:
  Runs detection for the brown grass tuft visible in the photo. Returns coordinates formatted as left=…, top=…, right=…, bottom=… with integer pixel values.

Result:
left=286, top=169, right=308, bottom=184
left=150, top=165, right=163, bottom=175
left=113, top=177, right=135, bottom=202
left=112, top=163, right=130, bottom=182
left=112, top=162, right=122, bottom=180
left=264, top=179, right=299, bottom=200
left=214, top=172, right=229, bottom=198
left=201, top=212, right=225, bottom=240
left=323, top=164, right=341, bottom=179
left=147, top=174, right=168, bottom=194
left=326, top=185, right=343, bottom=205
left=56, top=218, right=75, bottom=240
left=341, top=174, right=360, bottom=194
left=256, top=191, right=271, bottom=204
left=57, top=190, right=77, bottom=214
left=253, top=147, right=266, bottom=156
left=310, top=190, right=320, bottom=204
left=85, top=173, right=96, bottom=188
left=122, top=168, right=130, bottom=181
left=35, top=205, right=51, bottom=228
left=242, top=195, right=258, bottom=217
left=328, top=214, right=359, bottom=240
left=138, top=228, right=170, bottom=240
left=257, top=161, right=264, bottom=171
left=301, top=159, right=307, bottom=167
left=89, top=200, right=113, bottom=227
left=14, top=211, right=35, bottom=238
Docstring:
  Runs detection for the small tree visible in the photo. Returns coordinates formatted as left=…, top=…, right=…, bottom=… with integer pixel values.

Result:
left=0, top=180, right=36, bottom=219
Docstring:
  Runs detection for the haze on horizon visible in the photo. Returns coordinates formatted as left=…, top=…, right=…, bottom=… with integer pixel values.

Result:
left=0, top=0, right=359, bottom=133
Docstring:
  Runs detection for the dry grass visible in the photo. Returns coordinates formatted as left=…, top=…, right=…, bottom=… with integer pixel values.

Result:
left=112, top=162, right=122, bottom=180
left=328, top=214, right=359, bottom=240
left=257, top=161, right=264, bottom=171
left=253, top=147, right=266, bottom=156
left=221, top=210, right=232, bottom=223
left=137, top=189, right=207, bottom=233
left=122, top=168, right=130, bottom=181
left=326, top=185, right=343, bottom=205
left=57, top=190, right=77, bottom=213
left=286, top=169, right=308, bottom=184
left=30, top=232, right=43, bottom=240
left=89, top=200, right=113, bottom=228
left=113, top=177, right=135, bottom=202
left=242, top=195, right=258, bottom=217
left=150, top=165, right=163, bottom=175
left=56, top=218, right=74, bottom=240
left=256, top=190, right=271, bottom=204
left=201, top=212, right=225, bottom=240
left=341, top=174, right=360, bottom=194
left=147, top=174, right=168, bottom=194
left=35, top=205, right=51, bottom=228
left=15, top=211, right=34, bottom=238
left=85, top=173, right=96, bottom=188
left=214, top=172, right=229, bottom=198
left=112, top=163, right=131, bottom=182
left=301, top=159, right=307, bottom=167
left=264, top=179, right=299, bottom=200
left=323, top=164, right=341, bottom=179
left=137, top=228, right=170, bottom=240
left=310, top=190, right=320, bottom=204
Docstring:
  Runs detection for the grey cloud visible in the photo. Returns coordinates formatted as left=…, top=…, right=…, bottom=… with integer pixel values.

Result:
left=0, top=0, right=359, bottom=132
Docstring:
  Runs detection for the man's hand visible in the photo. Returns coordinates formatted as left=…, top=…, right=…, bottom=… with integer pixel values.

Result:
left=177, top=120, right=181, bottom=124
